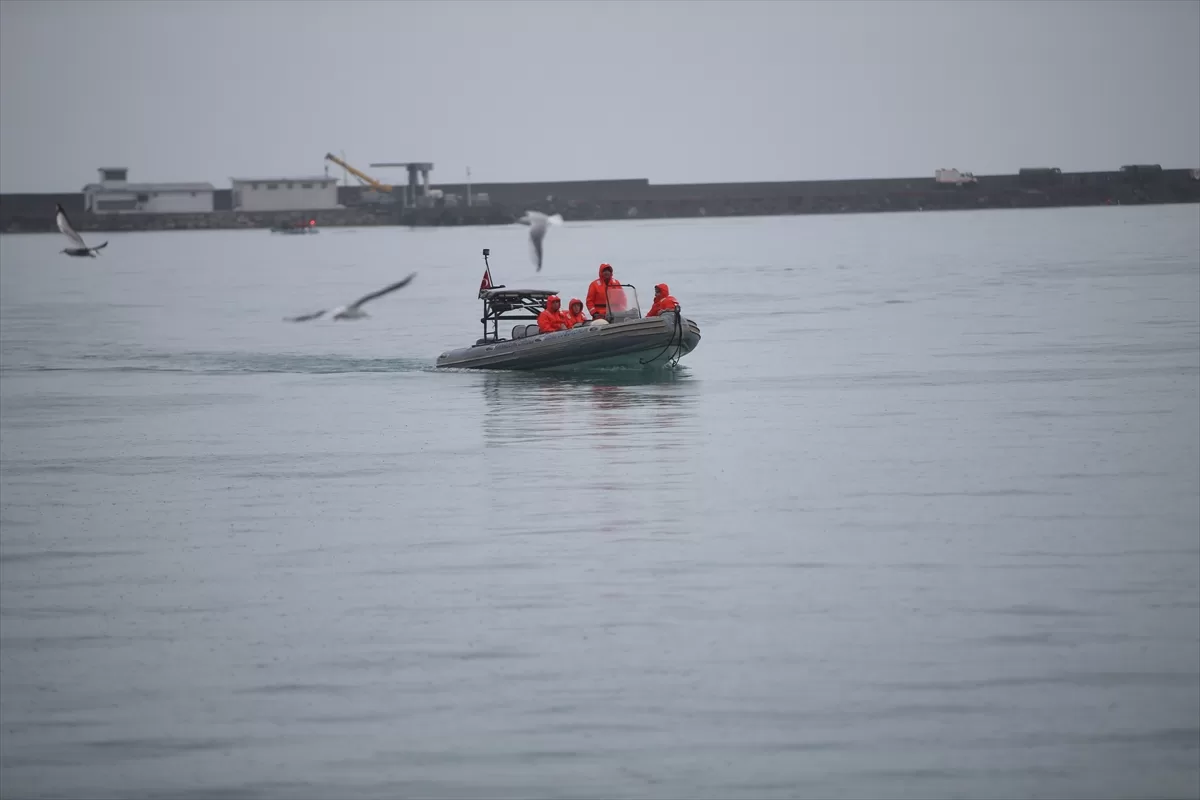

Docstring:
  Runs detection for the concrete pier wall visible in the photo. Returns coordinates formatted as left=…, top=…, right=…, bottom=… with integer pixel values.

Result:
left=3, top=169, right=1196, bottom=234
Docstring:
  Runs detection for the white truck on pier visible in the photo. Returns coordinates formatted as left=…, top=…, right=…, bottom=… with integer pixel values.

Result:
left=935, top=168, right=978, bottom=185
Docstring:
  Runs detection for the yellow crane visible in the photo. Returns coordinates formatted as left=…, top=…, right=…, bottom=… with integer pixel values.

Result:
left=322, top=153, right=435, bottom=207
left=323, top=153, right=393, bottom=193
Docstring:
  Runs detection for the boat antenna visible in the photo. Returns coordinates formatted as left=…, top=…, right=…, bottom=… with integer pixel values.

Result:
left=479, top=248, right=501, bottom=298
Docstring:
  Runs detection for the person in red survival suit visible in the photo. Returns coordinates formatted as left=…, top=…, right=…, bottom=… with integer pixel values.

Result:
left=537, top=295, right=571, bottom=333
left=586, top=263, right=628, bottom=321
left=565, top=298, right=589, bottom=327
left=646, top=283, right=680, bottom=317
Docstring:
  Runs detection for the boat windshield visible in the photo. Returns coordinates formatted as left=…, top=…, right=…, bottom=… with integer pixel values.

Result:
left=604, top=283, right=641, bottom=322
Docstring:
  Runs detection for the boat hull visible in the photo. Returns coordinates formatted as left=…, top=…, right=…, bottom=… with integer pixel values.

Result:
left=435, top=312, right=701, bottom=371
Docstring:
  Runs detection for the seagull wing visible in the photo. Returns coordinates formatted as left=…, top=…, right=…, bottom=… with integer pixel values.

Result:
left=526, top=213, right=555, bottom=271
left=286, top=309, right=327, bottom=323
left=529, top=225, right=545, bottom=271
left=56, top=204, right=88, bottom=249
left=347, top=272, right=418, bottom=310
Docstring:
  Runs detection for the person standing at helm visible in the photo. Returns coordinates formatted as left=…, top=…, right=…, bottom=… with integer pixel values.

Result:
left=586, top=263, right=628, bottom=321
left=646, top=283, right=680, bottom=317
left=565, top=298, right=589, bottom=327
left=537, top=295, right=571, bottom=333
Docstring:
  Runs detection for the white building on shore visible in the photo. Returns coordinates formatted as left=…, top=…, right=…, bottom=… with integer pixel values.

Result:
left=83, top=167, right=215, bottom=214
left=230, top=176, right=340, bottom=212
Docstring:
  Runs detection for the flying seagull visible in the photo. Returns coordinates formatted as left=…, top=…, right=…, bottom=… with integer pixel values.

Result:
left=56, top=204, right=108, bottom=257
left=517, top=210, right=563, bottom=272
left=285, top=272, right=418, bottom=322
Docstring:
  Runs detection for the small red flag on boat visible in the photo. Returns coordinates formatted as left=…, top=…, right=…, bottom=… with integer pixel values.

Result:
left=479, top=265, right=493, bottom=297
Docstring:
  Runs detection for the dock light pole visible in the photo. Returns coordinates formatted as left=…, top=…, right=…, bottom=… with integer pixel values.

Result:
left=467, top=167, right=472, bottom=207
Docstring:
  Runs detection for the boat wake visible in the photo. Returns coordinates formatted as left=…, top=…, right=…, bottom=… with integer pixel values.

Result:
left=0, top=351, right=438, bottom=376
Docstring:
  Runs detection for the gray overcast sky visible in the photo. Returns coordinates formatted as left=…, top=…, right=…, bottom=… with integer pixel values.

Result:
left=1, top=0, right=1197, bottom=193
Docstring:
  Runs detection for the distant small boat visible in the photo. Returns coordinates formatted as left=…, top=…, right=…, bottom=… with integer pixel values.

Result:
left=271, top=219, right=319, bottom=235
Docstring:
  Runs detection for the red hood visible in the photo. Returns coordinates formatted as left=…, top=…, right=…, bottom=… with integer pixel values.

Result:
left=598, top=263, right=613, bottom=280
left=655, top=283, right=670, bottom=297
left=568, top=298, right=584, bottom=312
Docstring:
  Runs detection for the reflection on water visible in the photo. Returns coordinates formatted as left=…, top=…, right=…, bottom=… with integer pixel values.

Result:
left=474, top=368, right=705, bottom=539
left=481, top=366, right=700, bottom=394
left=479, top=368, right=700, bottom=450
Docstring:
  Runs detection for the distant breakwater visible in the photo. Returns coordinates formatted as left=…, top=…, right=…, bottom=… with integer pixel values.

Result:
left=3, top=168, right=1197, bottom=234
left=0, top=205, right=516, bottom=235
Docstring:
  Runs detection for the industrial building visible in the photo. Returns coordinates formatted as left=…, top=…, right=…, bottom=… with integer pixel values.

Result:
left=83, top=167, right=215, bottom=214
left=229, top=176, right=340, bottom=212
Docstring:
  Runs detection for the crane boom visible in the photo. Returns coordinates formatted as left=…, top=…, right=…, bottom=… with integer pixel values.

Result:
left=323, top=153, right=392, bottom=192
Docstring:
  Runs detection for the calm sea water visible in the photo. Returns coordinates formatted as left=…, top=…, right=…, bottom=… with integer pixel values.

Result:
left=2, top=206, right=1198, bottom=800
